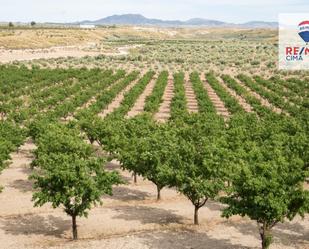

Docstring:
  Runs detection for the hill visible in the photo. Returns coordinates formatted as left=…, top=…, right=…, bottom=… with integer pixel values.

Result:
left=78, top=14, right=278, bottom=28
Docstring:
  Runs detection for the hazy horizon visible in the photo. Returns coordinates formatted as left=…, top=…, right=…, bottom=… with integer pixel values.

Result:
left=0, top=0, right=308, bottom=23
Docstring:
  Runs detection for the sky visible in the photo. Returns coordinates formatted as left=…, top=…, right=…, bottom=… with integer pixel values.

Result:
left=1, top=0, right=309, bottom=23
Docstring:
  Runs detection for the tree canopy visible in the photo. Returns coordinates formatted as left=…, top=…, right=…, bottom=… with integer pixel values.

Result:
left=30, top=123, right=122, bottom=240
left=221, top=114, right=309, bottom=249
left=167, top=113, right=227, bottom=224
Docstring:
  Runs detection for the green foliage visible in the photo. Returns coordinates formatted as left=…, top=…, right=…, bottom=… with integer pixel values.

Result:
left=30, top=123, right=122, bottom=239
left=136, top=119, right=177, bottom=200
left=39, top=69, right=117, bottom=121
left=190, top=72, right=216, bottom=114
left=78, top=112, right=102, bottom=145
left=96, top=114, right=174, bottom=199
left=168, top=114, right=226, bottom=224
left=32, top=123, right=93, bottom=160
left=28, top=118, right=53, bottom=141
left=107, top=71, right=155, bottom=118
left=103, top=115, right=156, bottom=176
left=237, top=74, right=298, bottom=116
left=80, top=71, right=139, bottom=116
left=254, top=76, right=301, bottom=108
left=221, top=114, right=309, bottom=249
left=0, top=64, right=308, bottom=245
left=0, top=121, right=26, bottom=177
left=170, top=72, right=188, bottom=119
left=206, top=72, right=244, bottom=114
left=221, top=74, right=273, bottom=117
left=144, top=71, right=168, bottom=114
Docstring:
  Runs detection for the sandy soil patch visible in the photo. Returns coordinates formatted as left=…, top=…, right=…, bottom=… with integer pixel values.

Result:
left=154, top=73, right=174, bottom=122
left=184, top=72, right=199, bottom=113
left=0, top=45, right=99, bottom=63
left=127, top=74, right=157, bottom=117
left=0, top=44, right=141, bottom=63
left=98, top=72, right=142, bottom=118
left=235, top=78, right=283, bottom=114
left=217, top=76, right=253, bottom=113
left=200, top=73, right=230, bottom=118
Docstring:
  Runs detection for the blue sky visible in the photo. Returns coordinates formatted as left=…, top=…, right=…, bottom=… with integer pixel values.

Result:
left=1, top=0, right=308, bottom=23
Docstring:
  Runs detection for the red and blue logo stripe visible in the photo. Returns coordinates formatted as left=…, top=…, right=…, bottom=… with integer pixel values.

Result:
left=298, top=20, right=309, bottom=43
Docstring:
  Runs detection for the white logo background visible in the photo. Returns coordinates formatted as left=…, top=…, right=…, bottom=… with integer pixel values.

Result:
left=279, top=13, right=309, bottom=70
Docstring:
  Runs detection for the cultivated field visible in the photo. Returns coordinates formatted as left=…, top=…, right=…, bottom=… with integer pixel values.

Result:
left=0, top=26, right=280, bottom=75
left=0, top=26, right=308, bottom=249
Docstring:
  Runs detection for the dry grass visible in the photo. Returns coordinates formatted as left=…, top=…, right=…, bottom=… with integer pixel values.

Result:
left=0, top=26, right=277, bottom=49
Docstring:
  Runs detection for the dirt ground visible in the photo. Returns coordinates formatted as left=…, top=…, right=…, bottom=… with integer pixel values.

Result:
left=0, top=27, right=171, bottom=50
left=0, top=46, right=100, bottom=63
left=0, top=140, right=308, bottom=249
left=0, top=27, right=276, bottom=50
left=0, top=44, right=141, bottom=63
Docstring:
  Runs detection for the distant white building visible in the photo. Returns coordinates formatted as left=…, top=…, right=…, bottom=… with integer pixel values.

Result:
left=79, top=24, right=96, bottom=29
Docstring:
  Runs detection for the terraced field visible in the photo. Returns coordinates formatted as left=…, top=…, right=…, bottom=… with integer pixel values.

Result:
left=0, top=66, right=308, bottom=249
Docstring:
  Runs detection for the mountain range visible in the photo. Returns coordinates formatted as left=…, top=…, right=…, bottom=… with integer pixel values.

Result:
left=78, top=14, right=278, bottom=28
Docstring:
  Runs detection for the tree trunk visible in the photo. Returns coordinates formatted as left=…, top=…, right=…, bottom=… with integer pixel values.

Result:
left=156, top=185, right=162, bottom=201
left=72, top=215, right=78, bottom=240
left=259, top=224, right=272, bottom=249
left=194, top=205, right=199, bottom=225
left=133, top=172, right=137, bottom=184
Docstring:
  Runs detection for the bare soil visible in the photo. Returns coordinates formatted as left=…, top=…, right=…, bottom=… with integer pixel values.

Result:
left=235, top=78, right=282, bottom=114
left=200, top=74, right=230, bottom=118
left=98, top=72, right=144, bottom=118
left=0, top=46, right=99, bottom=63
left=217, top=76, right=253, bottom=113
left=184, top=72, right=199, bottom=113
left=154, top=74, right=174, bottom=122
left=0, top=45, right=136, bottom=63
left=127, top=74, right=157, bottom=118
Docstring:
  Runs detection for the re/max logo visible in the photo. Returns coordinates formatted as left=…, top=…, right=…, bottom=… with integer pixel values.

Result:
left=285, top=47, right=309, bottom=61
